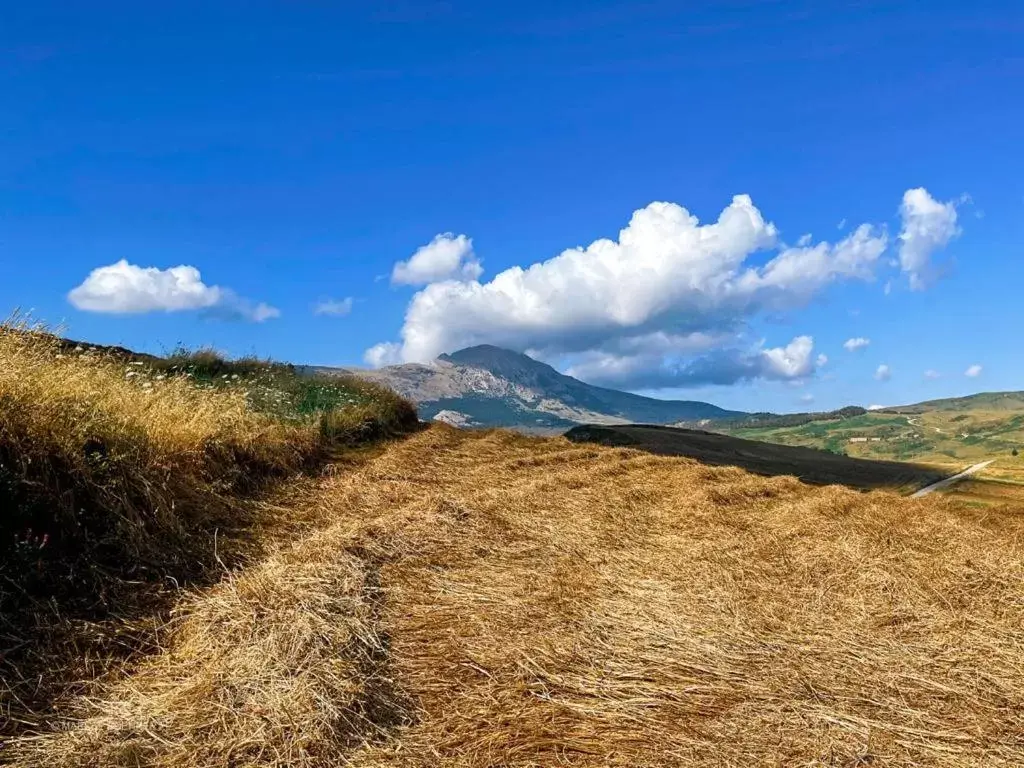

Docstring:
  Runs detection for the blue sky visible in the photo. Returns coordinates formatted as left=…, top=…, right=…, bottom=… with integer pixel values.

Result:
left=2, top=0, right=1022, bottom=413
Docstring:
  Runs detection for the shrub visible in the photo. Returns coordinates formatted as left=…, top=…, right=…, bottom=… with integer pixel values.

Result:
left=319, top=379, right=420, bottom=446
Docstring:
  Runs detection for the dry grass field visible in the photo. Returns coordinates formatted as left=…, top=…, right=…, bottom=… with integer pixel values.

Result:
left=4, top=327, right=1024, bottom=766
left=0, top=323, right=418, bottom=742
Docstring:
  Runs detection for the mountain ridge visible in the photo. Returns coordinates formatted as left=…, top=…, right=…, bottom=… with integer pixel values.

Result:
left=315, top=344, right=745, bottom=431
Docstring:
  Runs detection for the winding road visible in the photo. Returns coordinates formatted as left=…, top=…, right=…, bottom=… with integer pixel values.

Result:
left=912, top=460, right=994, bottom=498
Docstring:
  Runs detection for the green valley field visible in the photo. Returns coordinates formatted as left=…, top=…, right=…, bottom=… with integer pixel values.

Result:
left=710, top=393, right=1024, bottom=505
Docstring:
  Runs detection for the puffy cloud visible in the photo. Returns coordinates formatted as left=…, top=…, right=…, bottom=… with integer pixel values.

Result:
left=68, top=259, right=278, bottom=322
left=762, top=336, right=817, bottom=378
left=799, top=393, right=815, bottom=404
left=314, top=297, right=354, bottom=316
left=898, top=188, right=961, bottom=290
left=369, top=195, right=889, bottom=388
left=924, top=369, right=941, bottom=380
left=391, top=233, right=482, bottom=285
left=565, top=335, right=821, bottom=389
left=364, top=341, right=402, bottom=367
left=965, top=364, right=982, bottom=378
left=875, top=364, right=892, bottom=381
left=843, top=337, right=870, bottom=352
left=69, top=260, right=222, bottom=313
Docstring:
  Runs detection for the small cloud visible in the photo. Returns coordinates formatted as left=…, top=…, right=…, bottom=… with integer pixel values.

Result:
left=201, top=298, right=281, bottom=323
left=924, top=369, right=941, bottom=380
left=68, top=259, right=279, bottom=322
left=837, top=218, right=847, bottom=230
left=797, top=233, right=813, bottom=247
left=392, top=233, right=482, bottom=286
left=866, top=404, right=887, bottom=411
left=898, top=187, right=962, bottom=290
left=314, top=297, right=354, bottom=316
left=246, top=303, right=281, bottom=322
left=875, top=364, right=891, bottom=381
left=364, top=341, right=402, bottom=367
left=816, top=353, right=828, bottom=367
left=799, top=392, right=815, bottom=404
left=843, top=337, right=870, bottom=352
left=883, top=280, right=892, bottom=296
left=965, top=364, right=982, bottom=378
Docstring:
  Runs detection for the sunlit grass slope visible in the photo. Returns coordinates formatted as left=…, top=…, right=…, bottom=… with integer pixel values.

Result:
left=0, top=322, right=418, bottom=735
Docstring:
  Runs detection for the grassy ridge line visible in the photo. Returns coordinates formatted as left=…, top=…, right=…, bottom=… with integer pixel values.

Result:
left=0, top=324, right=418, bottom=732
left=0, top=326, right=417, bottom=596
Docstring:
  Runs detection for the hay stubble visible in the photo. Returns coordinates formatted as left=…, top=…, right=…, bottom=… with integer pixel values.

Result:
left=11, top=427, right=1024, bottom=766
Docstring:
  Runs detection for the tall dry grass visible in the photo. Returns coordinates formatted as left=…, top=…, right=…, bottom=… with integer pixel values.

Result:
left=11, top=426, right=1024, bottom=767
left=0, top=323, right=417, bottom=738
left=0, top=325, right=315, bottom=594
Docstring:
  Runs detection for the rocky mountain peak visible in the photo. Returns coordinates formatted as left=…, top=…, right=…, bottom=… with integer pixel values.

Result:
left=440, top=345, right=564, bottom=389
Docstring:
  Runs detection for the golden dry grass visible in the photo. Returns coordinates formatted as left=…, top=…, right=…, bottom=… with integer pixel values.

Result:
left=10, top=426, right=1024, bottom=767
left=0, top=323, right=316, bottom=553
left=0, top=324, right=417, bottom=740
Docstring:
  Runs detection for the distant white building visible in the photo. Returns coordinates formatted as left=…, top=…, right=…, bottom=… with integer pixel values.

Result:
left=849, top=437, right=868, bottom=443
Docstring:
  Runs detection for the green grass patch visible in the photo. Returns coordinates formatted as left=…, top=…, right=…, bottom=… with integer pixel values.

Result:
left=151, top=347, right=408, bottom=427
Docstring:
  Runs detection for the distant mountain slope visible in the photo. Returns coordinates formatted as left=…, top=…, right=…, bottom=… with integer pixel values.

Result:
left=310, top=345, right=744, bottom=430
left=679, top=405, right=869, bottom=431
left=703, top=390, right=1024, bottom=473
left=442, top=345, right=742, bottom=424
left=879, top=391, right=1024, bottom=414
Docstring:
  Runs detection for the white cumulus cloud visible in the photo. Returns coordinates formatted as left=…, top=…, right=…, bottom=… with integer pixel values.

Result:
left=314, top=297, right=354, bottom=316
left=965, top=364, right=982, bottom=378
left=875, top=364, right=892, bottom=381
left=924, top=369, right=941, bottom=380
left=364, top=341, right=402, bottom=368
left=68, top=259, right=279, bottom=322
left=391, top=233, right=482, bottom=286
left=565, top=335, right=823, bottom=389
left=898, top=187, right=961, bottom=290
left=843, top=337, right=870, bottom=352
left=368, top=194, right=890, bottom=388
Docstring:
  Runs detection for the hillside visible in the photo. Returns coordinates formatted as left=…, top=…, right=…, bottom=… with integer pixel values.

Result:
left=6, top=329, right=1024, bottom=767
left=880, top=390, right=1024, bottom=414
left=311, top=345, right=744, bottom=430
left=710, top=392, right=1024, bottom=477
left=0, top=324, right=420, bottom=746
